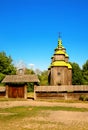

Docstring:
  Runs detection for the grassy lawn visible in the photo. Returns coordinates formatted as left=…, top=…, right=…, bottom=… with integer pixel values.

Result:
left=0, top=106, right=88, bottom=130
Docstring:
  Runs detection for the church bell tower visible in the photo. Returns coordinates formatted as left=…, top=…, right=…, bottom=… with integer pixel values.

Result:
left=48, top=37, right=72, bottom=85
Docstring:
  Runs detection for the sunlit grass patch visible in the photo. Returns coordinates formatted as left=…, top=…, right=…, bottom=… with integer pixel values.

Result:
left=0, top=106, right=88, bottom=130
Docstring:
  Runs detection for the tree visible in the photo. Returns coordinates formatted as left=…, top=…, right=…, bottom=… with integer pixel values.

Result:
left=70, top=62, right=83, bottom=85
left=38, top=70, right=48, bottom=85
left=35, top=68, right=42, bottom=75
left=0, top=52, right=16, bottom=82
left=25, top=68, right=35, bottom=92
left=25, top=68, right=35, bottom=74
left=82, top=60, right=88, bottom=84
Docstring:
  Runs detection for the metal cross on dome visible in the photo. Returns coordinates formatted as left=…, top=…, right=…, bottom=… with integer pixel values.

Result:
left=58, top=32, right=62, bottom=39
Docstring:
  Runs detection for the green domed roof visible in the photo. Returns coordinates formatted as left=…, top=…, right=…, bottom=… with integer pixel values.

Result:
left=66, top=63, right=72, bottom=69
left=51, top=61, right=67, bottom=67
left=58, top=39, right=62, bottom=47
left=54, top=50, right=65, bottom=55
left=65, top=53, right=69, bottom=57
left=51, top=55, right=54, bottom=59
left=51, top=60, right=72, bottom=69
left=48, top=65, right=51, bottom=69
left=62, top=46, right=65, bottom=49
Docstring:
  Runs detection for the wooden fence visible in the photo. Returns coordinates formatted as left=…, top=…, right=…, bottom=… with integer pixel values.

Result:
left=34, top=85, right=88, bottom=100
left=34, top=85, right=88, bottom=92
left=0, top=87, right=6, bottom=97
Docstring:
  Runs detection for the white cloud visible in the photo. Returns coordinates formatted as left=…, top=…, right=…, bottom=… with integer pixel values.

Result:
left=28, top=63, right=35, bottom=69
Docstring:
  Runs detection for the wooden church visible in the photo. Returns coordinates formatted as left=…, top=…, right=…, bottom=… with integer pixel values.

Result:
left=48, top=37, right=72, bottom=85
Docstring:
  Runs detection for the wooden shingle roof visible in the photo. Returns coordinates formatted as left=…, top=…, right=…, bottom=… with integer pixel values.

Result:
left=2, top=74, right=39, bottom=83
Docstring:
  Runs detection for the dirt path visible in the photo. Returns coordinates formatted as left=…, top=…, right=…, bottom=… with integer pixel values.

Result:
left=0, top=99, right=88, bottom=108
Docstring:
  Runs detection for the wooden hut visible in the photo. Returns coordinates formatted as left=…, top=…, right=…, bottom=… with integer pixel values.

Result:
left=2, top=74, right=39, bottom=99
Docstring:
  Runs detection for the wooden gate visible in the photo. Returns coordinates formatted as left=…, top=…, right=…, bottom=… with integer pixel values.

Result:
left=8, top=85, right=24, bottom=98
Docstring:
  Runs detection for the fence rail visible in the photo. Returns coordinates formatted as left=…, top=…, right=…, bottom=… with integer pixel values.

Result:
left=34, top=85, right=88, bottom=92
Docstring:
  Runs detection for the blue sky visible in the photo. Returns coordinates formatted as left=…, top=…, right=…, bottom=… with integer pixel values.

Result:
left=0, top=0, right=88, bottom=71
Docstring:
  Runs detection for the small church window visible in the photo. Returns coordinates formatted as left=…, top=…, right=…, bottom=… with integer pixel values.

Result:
left=58, top=72, right=61, bottom=75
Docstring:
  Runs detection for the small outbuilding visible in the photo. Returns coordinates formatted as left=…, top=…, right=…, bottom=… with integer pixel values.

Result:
left=2, top=74, right=39, bottom=99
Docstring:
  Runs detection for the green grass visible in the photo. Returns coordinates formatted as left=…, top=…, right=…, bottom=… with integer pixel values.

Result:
left=37, top=98, right=87, bottom=103
left=0, top=105, right=87, bottom=122
left=0, top=97, right=27, bottom=101
left=35, top=106, right=88, bottom=112
left=0, top=105, right=88, bottom=118
left=0, top=106, right=88, bottom=130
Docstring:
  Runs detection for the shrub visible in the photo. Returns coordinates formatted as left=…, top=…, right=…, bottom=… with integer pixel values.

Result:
left=79, top=95, right=88, bottom=101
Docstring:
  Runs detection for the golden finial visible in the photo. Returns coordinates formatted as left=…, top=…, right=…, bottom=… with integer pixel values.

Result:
left=58, top=32, right=62, bottom=47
